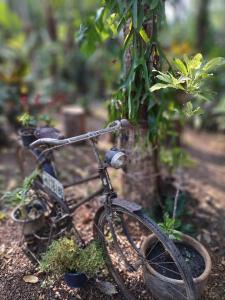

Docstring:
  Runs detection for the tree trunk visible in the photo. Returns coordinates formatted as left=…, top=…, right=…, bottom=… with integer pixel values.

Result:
left=196, top=0, right=210, bottom=53
left=121, top=14, right=160, bottom=211
left=44, top=0, right=58, bottom=79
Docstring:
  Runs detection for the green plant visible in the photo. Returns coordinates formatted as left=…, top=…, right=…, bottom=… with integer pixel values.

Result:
left=150, top=54, right=225, bottom=117
left=1, top=169, right=39, bottom=206
left=78, top=0, right=165, bottom=123
left=40, top=238, right=105, bottom=278
left=158, top=212, right=181, bottom=240
left=17, top=112, right=36, bottom=127
left=38, top=114, right=55, bottom=127
left=79, top=2, right=224, bottom=209
left=160, top=147, right=194, bottom=173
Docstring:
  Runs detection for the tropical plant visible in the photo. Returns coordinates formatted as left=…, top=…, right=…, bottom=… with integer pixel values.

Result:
left=40, top=238, right=105, bottom=278
left=17, top=112, right=36, bottom=127
left=77, top=1, right=166, bottom=122
left=158, top=212, right=182, bottom=240
left=150, top=54, right=225, bottom=117
left=1, top=169, right=39, bottom=206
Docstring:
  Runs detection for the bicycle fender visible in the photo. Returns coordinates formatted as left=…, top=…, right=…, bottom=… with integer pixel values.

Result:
left=112, top=198, right=142, bottom=212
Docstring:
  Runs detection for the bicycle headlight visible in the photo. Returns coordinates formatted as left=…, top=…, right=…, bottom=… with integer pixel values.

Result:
left=105, top=148, right=126, bottom=169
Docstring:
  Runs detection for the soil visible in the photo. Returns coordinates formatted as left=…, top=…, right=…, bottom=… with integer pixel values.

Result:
left=0, top=124, right=225, bottom=299
left=147, top=242, right=205, bottom=279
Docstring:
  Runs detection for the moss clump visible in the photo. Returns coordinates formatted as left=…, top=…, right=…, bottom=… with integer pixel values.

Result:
left=40, top=237, right=105, bottom=278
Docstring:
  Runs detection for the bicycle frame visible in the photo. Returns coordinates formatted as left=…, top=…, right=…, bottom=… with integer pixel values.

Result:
left=30, top=136, right=117, bottom=216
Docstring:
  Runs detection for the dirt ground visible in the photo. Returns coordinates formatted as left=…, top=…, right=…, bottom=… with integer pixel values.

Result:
left=0, top=126, right=225, bottom=300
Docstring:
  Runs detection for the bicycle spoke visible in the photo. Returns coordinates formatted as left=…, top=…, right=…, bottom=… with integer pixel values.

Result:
left=145, top=239, right=159, bottom=258
left=150, top=262, right=182, bottom=277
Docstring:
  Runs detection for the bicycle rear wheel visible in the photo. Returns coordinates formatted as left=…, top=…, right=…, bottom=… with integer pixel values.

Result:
left=93, top=204, right=197, bottom=300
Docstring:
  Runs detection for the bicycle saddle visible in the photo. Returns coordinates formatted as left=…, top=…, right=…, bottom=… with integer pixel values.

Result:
left=34, top=127, right=64, bottom=140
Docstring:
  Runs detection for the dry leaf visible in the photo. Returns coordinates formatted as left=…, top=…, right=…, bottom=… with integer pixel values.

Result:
left=23, top=275, right=39, bottom=283
left=0, top=244, right=6, bottom=257
left=0, top=211, right=6, bottom=221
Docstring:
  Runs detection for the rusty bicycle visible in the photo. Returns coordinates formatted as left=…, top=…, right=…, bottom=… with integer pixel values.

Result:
left=15, top=119, right=196, bottom=300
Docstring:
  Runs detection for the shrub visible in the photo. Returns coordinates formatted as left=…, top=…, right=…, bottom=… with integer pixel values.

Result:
left=40, top=238, right=105, bottom=278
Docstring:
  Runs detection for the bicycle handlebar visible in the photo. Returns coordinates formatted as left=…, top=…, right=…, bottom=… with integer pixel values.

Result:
left=30, top=119, right=130, bottom=149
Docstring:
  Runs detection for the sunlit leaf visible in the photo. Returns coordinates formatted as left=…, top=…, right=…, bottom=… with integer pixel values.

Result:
left=150, top=83, right=176, bottom=92
left=139, top=28, right=150, bottom=43
left=173, top=58, right=188, bottom=75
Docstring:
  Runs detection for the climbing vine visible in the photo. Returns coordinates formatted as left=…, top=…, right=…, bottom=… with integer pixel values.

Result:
left=77, top=0, right=225, bottom=204
left=77, top=0, right=165, bottom=124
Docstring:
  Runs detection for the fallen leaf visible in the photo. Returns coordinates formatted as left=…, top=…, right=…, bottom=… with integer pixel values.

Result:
left=96, top=279, right=118, bottom=295
left=23, top=275, right=39, bottom=283
left=0, top=244, right=6, bottom=257
left=0, top=211, right=6, bottom=221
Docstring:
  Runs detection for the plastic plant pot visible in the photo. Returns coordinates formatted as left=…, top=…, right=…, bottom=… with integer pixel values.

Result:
left=64, top=271, right=87, bottom=288
left=19, top=127, right=36, bottom=147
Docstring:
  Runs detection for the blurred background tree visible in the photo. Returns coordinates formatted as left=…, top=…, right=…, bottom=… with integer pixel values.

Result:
left=0, top=0, right=121, bottom=125
left=0, top=0, right=224, bottom=213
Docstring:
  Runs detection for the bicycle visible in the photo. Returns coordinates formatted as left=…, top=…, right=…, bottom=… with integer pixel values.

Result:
left=18, top=119, right=196, bottom=300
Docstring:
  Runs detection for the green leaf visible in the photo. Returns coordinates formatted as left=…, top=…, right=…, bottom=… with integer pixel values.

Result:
left=150, top=0, right=160, bottom=10
left=183, top=101, right=203, bottom=118
left=139, top=28, right=150, bottom=43
left=190, top=53, right=203, bottom=69
left=137, top=4, right=144, bottom=31
left=132, top=0, right=138, bottom=29
left=150, top=83, right=176, bottom=92
left=95, top=7, right=104, bottom=22
left=123, top=26, right=133, bottom=50
left=203, top=57, right=225, bottom=72
left=173, top=58, right=188, bottom=75
left=117, top=16, right=126, bottom=32
left=156, top=74, right=173, bottom=84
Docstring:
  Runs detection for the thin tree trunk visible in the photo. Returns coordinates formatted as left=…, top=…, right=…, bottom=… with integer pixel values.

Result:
left=121, top=12, right=160, bottom=211
left=44, top=0, right=58, bottom=79
left=196, top=0, right=210, bottom=53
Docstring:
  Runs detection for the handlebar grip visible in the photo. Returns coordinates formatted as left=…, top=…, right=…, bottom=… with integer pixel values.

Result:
left=30, top=138, right=63, bottom=148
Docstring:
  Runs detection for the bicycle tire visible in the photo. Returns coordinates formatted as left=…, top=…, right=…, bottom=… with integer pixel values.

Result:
left=93, top=204, right=197, bottom=300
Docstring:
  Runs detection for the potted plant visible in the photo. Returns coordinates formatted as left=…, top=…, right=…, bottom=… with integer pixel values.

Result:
left=11, top=196, right=45, bottom=236
left=18, top=112, right=37, bottom=147
left=34, top=114, right=62, bottom=141
left=39, top=237, right=105, bottom=288
left=2, top=170, right=45, bottom=235
left=141, top=213, right=212, bottom=300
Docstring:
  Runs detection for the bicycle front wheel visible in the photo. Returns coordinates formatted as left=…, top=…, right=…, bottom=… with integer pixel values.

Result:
left=93, top=204, right=196, bottom=300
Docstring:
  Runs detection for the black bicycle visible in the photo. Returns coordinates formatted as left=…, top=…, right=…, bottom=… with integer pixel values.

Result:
left=18, top=119, right=196, bottom=300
